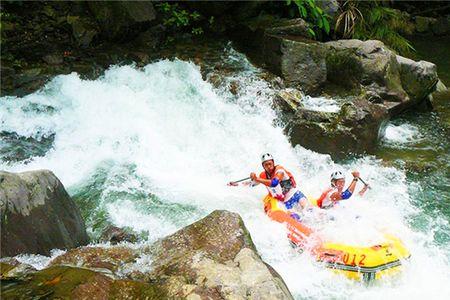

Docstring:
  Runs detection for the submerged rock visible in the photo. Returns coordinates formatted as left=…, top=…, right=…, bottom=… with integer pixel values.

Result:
left=0, top=170, right=89, bottom=257
left=99, top=225, right=138, bottom=245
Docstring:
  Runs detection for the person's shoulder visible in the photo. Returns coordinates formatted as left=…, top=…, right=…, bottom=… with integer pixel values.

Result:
left=259, top=171, right=266, bottom=178
left=275, top=165, right=286, bottom=173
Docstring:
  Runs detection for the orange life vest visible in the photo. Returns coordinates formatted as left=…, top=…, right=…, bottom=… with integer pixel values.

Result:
left=259, top=165, right=297, bottom=194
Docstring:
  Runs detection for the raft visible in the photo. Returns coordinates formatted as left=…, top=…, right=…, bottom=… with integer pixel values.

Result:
left=263, top=195, right=410, bottom=282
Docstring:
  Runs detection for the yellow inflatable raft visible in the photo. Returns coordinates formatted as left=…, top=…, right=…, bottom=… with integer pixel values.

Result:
left=263, top=195, right=410, bottom=282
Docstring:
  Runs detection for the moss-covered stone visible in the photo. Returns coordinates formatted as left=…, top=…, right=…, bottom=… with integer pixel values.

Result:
left=0, top=265, right=167, bottom=299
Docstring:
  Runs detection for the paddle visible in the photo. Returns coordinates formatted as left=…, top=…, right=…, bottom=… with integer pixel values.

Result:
left=358, top=177, right=371, bottom=189
left=227, top=176, right=251, bottom=186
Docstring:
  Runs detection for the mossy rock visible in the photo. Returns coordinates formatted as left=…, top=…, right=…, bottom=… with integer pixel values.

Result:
left=326, top=49, right=363, bottom=89
left=0, top=265, right=167, bottom=299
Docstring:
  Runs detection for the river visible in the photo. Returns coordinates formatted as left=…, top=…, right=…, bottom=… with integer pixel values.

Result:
left=1, top=41, right=449, bottom=299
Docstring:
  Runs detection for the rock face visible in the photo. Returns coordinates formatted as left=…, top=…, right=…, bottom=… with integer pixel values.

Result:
left=0, top=170, right=89, bottom=257
left=31, top=210, right=293, bottom=299
left=87, top=1, right=156, bottom=41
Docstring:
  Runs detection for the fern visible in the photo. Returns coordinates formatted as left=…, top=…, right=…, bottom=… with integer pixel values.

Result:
left=336, top=1, right=415, bottom=55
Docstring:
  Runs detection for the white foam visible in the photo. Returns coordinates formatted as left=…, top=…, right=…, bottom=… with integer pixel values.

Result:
left=382, top=123, right=423, bottom=146
left=302, top=95, right=341, bottom=113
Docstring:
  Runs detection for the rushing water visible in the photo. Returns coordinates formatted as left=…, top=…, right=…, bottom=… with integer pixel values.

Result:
left=1, top=45, right=450, bottom=299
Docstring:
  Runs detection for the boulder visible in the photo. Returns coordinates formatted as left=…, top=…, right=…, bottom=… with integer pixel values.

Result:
left=414, top=16, right=436, bottom=33
left=139, top=210, right=293, bottom=299
left=396, top=55, right=438, bottom=105
left=265, top=36, right=327, bottom=94
left=46, top=210, right=294, bottom=299
left=285, top=98, right=388, bottom=158
left=87, top=1, right=156, bottom=41
left=324, top=39, right=407, bottom=100
left=0, top=170, right=89, bottom=257
left=431, top=17, right=450, bottom=36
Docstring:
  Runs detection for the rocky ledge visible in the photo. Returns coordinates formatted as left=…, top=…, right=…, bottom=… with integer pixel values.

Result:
left=1, top=210, right=293, bottom=300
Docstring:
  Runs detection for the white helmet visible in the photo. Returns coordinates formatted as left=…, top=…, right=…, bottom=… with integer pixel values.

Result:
left=261, top=153, right=274, bottom=163
left=330, top=171, right=345, bottom=181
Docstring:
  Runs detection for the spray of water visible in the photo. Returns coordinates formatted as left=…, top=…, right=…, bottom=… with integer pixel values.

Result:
left=1, top=51, right=449, bottom=299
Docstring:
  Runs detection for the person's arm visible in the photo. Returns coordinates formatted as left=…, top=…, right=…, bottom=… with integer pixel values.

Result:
left=347, top=171, right=360, bottom=193
left=250, top=172, right=283, bottom=187
left=358, top=184, right=369, bottom=196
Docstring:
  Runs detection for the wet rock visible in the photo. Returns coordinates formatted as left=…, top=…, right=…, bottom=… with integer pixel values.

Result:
left=0, top=258, right=37, bottom=279
left=42, top=53, right=63, bottom=65
left=67, top=15, right=99, bottom=48
left=50, top=246, right=139, bottom=274
left=0, top=170, right=89, bottom=257
left=396, top=55, right=438, bottom=105
left=99, top=225, right=138, bottom=245
left=134, top=24, right=166, bottom=49
left=87, top=1, right=156, bottom=41
left=414, top=16, right=436, bottom=33
left=431, top=17, right=450, bottom=35
left=325, top=40, right=406, bottom=99
left=16, top=210, right=292, bottom=299
left=316, top=0, right=339, bottom=20
left=143, top=210, right=293, bottom=299
left=0, top=265, right=167, bottom=299
left=265, top=36, right=327, bottom=94
left=274, top=88, right=305, bottom=113
left=285, top=98, right=388, bottom=158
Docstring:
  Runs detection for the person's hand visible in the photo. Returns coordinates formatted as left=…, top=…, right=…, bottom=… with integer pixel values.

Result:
left=351, top=171, right=360, bottom=178
left=358, top=185, right=369, bottom=196
left=250, top=172, right=257, bottom=181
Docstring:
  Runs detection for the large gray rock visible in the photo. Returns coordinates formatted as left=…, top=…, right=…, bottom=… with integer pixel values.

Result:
left=265, top=36, right=327, bottom=94
left=284, top=97, right=388, bottom=158
left=0, top=170, right=89, bottom=257
left=324, top=39, right=407, bottom=100
left=396, top=55, right=438, bottom=105
left=48, top=210, right=294, bottom=299
left=87, top=1, right=156, bottom=41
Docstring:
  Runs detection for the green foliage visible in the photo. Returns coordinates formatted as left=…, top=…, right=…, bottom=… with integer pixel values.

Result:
left=286, top=0, right=330, bottom=38
left=155, top=2, right=207, bottom=36
left=336, top=1, right=415, bottom=55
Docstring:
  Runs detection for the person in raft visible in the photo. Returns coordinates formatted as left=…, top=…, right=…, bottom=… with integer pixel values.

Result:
left=249, top=153, right=309, bottom=214
left=316, top=170, right=369, bottom=209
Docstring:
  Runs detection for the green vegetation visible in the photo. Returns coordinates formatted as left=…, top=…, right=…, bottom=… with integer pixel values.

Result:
left=286, top=0, right=331, bottom=38
left=335, top=1, right=415, bottom=54
left=155, top=2, right=207, bottom=36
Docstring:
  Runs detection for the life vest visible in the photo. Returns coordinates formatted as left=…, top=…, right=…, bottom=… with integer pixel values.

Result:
left=260, top=165, right=297, bottom=200
left=316, top=187, right=337, bottom=209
